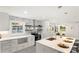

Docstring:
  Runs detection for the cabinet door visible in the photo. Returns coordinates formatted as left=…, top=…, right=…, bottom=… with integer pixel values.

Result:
left=28, top=36, right=35, bottom=46
left=36, top=43, right=60, bottom=53
left=16, top=37, right=29, bottom=51
left=11, top=39, right=17, bottom=52
left=1, top=40, right=12, bottom=53
left=0, top=42, right=1, bottom=52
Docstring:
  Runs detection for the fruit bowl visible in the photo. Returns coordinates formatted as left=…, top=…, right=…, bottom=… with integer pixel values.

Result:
left=57, top=43, right=69, bottom=48
left=63, top=40, right=72, bottom=43
left=66, top=38, right=73, bottom=40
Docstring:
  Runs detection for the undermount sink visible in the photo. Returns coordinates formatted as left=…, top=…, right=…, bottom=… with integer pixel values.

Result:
left=47, top=37, right=56, bottom=41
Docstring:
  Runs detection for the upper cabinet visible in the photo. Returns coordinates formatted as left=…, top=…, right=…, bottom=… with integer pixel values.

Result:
left=10, top=20, right=26, bottom=34
left=25, top=20, right=42, bottom=32
left=0, top=12, right=10, bottom=31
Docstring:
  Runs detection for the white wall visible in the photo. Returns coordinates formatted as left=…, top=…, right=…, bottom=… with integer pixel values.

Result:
left=71, top=22, right=79, bottom=40
left=0, top=12, right=9, bottom=31
left=0, top=6, right=79, bottom=39
left=41, top=20, right=79, bottom=40
left=0, top=6, right=79, bottom=22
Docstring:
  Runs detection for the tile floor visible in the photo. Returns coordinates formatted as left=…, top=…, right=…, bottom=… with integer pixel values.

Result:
left=14, top=46, right=36, bottom=53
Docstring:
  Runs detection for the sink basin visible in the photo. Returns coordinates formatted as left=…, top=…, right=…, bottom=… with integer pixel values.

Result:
left=47, top=37, right=56, bottom=41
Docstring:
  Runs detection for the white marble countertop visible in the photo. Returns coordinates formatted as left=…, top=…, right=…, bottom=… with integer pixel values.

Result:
left=36, top=36, right=76, bottom=53
left=0, top=35, right=33, bottom=41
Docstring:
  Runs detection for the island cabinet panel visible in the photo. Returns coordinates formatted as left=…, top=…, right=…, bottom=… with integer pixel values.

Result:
left=16, top=37, right=29, bottom=51
left=28, top=36, right=35, bottom=46
left=11, top=39, right=17, bottom=52
left=0, top=35, right=35, bottom=53
left=0, top=43, right=1, bottom=52
left=36, top=43, right=61, bottom=53
left=0, top=39, right=18, bottom=53
left=0, top=42, right=1, bottom=52
left=16, top=36, right=35, bottom=51
left=0, top=40, right=12, bottom=53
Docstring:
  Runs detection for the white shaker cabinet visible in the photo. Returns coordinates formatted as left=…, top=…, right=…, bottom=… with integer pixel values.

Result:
left=0, top=43, right=1, bottom=52
left=16, top=36, right=35, bottom=51
left=28, top=35, right=35, bottom=46
left=11, top=39, right=17, bottom=52
left=16, top=37, right=29, bottom=51
left=0, top=35, right=35, bottom=53
left=14, top=35, right=35, bottom=52
left=0, top=40, right=12, bottom=53
left=0, top=39, right=18, bottom=53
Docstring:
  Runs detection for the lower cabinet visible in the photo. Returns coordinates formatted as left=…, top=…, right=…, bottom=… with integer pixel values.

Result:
left=0, top=40, right=12, bottom=53
left=36, top=43, right=61, bottom=53
left=16, top=37, right=29, bottom=51
left=0, top=35, right=35, bottom=53
left=11, top=39, right=17, bottom=52
left=16, top=36, right=35, bottom=51
left=28, top=36, right=35, bottom=46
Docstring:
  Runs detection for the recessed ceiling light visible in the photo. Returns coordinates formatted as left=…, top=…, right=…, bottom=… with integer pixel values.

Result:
left=24, top=11, right=28, bottom=14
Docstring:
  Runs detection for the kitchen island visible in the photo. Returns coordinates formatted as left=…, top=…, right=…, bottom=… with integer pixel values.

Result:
left=36, top=36, right=76, bottom=53
left=0, top=35, right=35, bottom=53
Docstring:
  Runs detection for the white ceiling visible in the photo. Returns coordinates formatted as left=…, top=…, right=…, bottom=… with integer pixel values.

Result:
left=0, top=6, right=79, bottom=21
